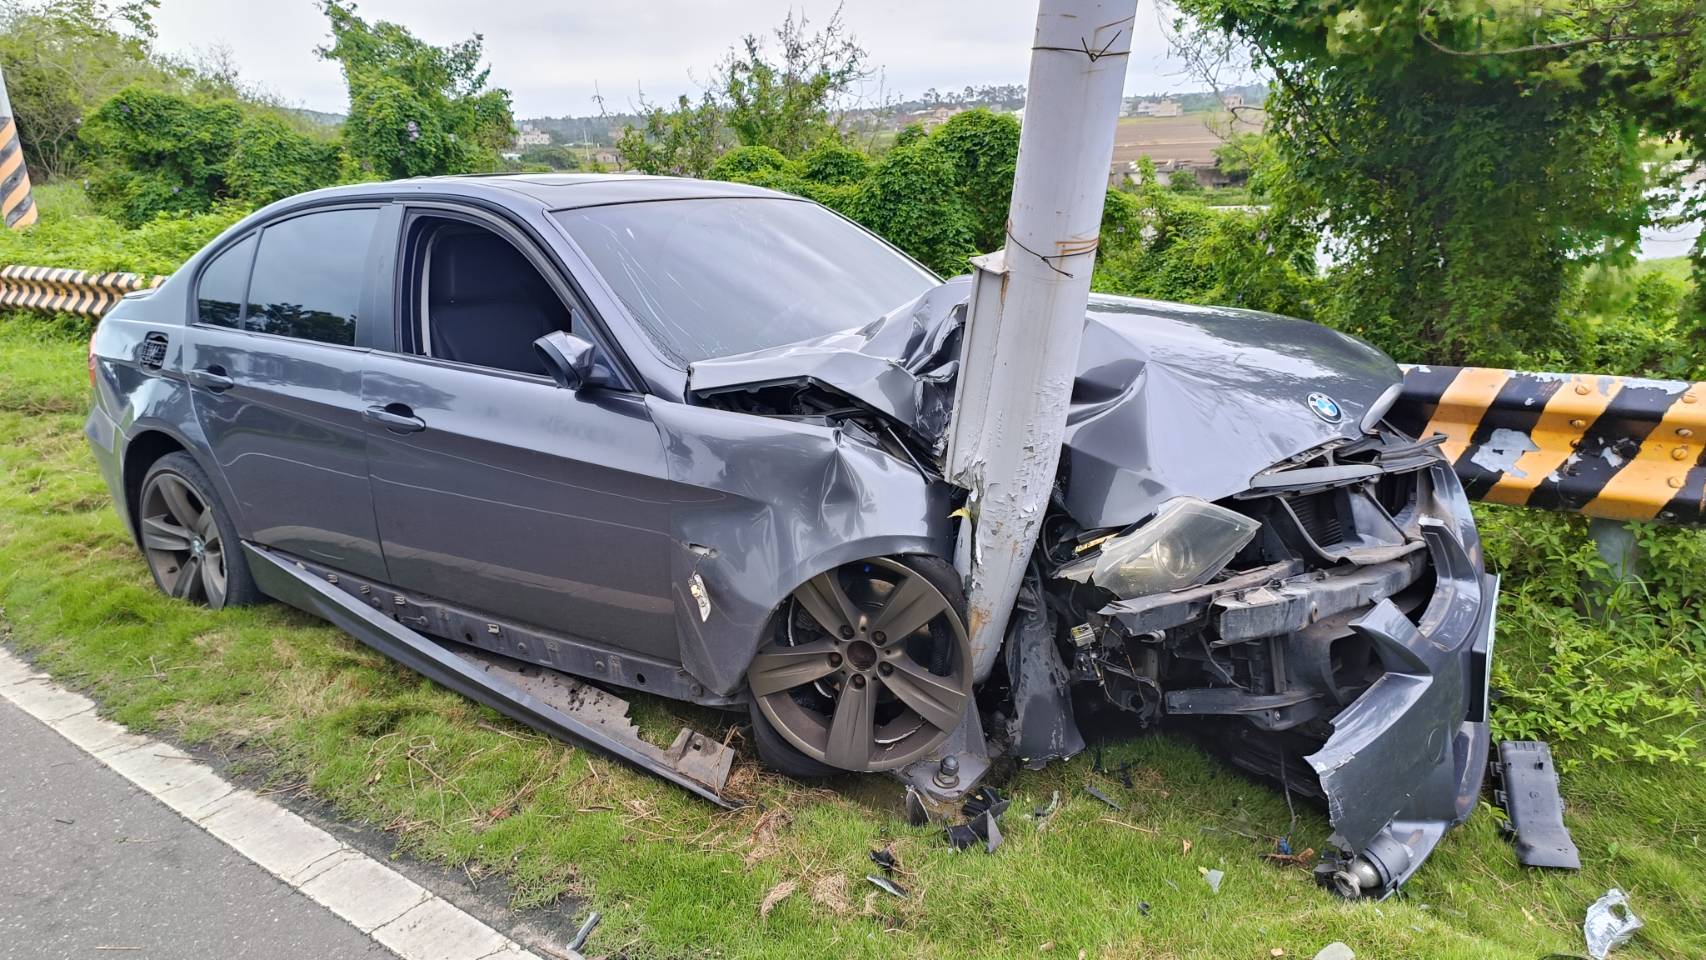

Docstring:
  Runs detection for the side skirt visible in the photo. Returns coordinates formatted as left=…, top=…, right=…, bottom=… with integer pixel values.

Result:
left=243, top=542, right=738, bottom=807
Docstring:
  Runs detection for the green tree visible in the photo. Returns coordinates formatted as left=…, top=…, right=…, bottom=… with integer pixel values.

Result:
left=720, top=7, right=867, bottom=157
left=1176, top=0, right=1697, bottom=364
left=0, top=0, right=174, bottom=179
left=615, top=93, right=724, bottom=176
left=318, top=0, right=514, bottom=179
left=929, top=108, right=1020, bottom=252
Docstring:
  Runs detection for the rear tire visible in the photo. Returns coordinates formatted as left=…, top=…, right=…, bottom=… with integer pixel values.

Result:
left=137, top=452, right=261, bottom=610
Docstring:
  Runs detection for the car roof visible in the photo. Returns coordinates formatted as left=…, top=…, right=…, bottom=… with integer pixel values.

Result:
left=307, top=173, right=797, bottom=212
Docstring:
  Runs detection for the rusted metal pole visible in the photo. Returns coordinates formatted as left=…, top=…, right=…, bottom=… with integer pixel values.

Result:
left=0, top=63, right=40, bottom=230
left=944, top=0, right=1136, bottom=679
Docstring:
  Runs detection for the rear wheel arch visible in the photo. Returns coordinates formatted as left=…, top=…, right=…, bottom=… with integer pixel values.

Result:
left=121, top=430, right=188, bottom=544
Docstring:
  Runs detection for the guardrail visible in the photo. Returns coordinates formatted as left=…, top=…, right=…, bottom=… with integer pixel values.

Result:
left=0, top=265, right=165, bottom=317
left=1392, top=365, right=1705, bottom=525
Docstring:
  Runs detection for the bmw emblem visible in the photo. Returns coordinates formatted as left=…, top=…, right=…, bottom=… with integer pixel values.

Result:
left=1307, top=392, right=1343, bottom=423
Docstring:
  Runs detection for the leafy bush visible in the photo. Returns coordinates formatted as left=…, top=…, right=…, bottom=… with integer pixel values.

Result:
left=1479, top=508, right=1706, bottom=769
left=796, top=140, right=870, bottom=186
left=79, top=85, right=243, bottom=228
left=79, top=85, right=342, bottom=228
left=929, top=109, right=1019, bottom=252
left=706, top=145, right=790, bottom=182
left=846, top=141, right=975, bottom=276
left=226, top=113, right=344, bottom=207
left=1092, top=181, right=1319, bottom=318
left=0, top=184, right=249, bottom=279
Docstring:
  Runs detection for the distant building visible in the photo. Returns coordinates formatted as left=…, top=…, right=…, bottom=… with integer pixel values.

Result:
left=1126, top=98, right=1182, bottom=118
left=911, top=105, right=965, bottom=130
left=514, top=123, right=551, bottom=149
left=1220, top=93, right=1245, bottom=110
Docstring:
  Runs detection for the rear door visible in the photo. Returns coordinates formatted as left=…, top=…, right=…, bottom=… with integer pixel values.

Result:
left=185, top=205, right=391, bottom=581
left=360, top=207, right=681, bottom=659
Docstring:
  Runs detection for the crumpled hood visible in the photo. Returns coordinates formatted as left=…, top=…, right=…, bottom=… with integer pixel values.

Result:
left=689, top=277, right=1401, bottom=529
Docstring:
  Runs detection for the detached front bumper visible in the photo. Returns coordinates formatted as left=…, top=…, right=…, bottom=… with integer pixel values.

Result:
left=1305, top=515, right=1497, bottom=898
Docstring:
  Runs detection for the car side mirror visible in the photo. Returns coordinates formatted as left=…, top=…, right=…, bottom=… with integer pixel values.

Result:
left=534, top=331, right=613, bottom=391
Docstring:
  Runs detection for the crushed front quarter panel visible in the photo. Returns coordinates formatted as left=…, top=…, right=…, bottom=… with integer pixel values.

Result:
left=645, top=397, right=955, bottom=696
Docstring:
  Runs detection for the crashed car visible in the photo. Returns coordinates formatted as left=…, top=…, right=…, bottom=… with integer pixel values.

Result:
left=86, top=174, right=1496, bottom=898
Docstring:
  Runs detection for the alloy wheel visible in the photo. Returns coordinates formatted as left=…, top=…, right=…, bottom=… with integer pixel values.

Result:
left=139, top=471, right=228, bottom=608
left=750, top=558, right=972, bottom=772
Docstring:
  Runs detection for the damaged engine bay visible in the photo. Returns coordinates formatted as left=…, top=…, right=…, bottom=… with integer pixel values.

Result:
left=688, top=278, right=1498, bottom=899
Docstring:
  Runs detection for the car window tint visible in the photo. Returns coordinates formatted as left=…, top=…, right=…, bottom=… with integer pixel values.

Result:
left=195, top=233, right=256, bottom=329
left=245, top=209, right=378, bottom=346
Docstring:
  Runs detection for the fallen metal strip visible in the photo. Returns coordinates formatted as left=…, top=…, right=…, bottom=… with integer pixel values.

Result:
left=242, top=542, right=737, bottom=807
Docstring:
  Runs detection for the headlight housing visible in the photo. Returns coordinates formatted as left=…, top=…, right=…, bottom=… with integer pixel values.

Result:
left=1055, top=497, right=1260, bottom=598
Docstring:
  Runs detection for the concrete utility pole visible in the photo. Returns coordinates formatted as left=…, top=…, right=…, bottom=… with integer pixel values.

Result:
left=0, top=63, right=40, bottom=230
left=944, top=0, right=1136, bottom=678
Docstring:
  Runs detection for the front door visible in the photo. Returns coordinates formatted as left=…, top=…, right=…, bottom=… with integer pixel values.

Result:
left=361, top=213, right=680, bottom=659
left=185, top=207, right=388, bottom=581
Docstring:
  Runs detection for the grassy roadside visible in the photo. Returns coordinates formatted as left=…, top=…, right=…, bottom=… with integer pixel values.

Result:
left=3, top=315, right=1703, bottom=959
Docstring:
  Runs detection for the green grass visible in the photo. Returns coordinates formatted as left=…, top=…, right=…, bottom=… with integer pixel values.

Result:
left=3, top=315, right=1703, bottom=959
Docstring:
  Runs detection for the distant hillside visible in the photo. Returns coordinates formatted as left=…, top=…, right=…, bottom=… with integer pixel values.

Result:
left=288, top=107, right=346, bottom=128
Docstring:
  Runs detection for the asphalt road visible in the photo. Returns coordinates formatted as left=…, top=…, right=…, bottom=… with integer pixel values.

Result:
left=0, top=697, right=387, bottom=960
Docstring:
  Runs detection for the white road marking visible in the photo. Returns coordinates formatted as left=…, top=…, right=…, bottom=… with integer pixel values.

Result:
left=0, top=646, right=571, bottom=960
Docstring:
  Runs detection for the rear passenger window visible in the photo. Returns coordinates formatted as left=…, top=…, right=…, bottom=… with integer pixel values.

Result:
left=245, top=209, right=378, bottom=346
left=195, top=234, right=255, bottom=329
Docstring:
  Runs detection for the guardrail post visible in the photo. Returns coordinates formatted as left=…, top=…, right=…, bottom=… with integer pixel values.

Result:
left=0, top=63, right=40, bottom=230
left=1588, top=517, right=1643, bottom=584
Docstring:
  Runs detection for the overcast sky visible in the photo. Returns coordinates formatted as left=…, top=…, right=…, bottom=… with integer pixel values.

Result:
left=148, top=0, right=1212, bottom=118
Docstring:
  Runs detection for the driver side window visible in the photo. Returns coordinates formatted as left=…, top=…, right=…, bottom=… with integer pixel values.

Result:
left=405, top=217, right=573, bottom=376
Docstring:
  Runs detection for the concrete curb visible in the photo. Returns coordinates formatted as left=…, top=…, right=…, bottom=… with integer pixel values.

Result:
left=0, top=646, right=575, bottom=960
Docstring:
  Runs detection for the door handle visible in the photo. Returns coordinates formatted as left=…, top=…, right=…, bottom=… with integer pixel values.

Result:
left=188, top=366, right=235, bottom=392
left=365, top=404, right=427, bottom=434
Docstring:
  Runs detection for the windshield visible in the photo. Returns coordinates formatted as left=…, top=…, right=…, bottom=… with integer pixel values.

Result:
left=554, top=198, right=939, bottom=364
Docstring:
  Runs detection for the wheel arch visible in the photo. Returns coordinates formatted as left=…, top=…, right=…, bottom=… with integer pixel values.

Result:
left=119, top=423, right=239, bottom=547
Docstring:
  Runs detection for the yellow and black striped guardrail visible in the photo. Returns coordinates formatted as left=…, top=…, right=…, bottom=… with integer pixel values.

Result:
left=0, top=265, right=166, bottom=317
left=1392, top=365, right=1705, bottom=525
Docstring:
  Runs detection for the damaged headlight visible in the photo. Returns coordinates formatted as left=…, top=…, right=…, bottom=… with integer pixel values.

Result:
left=1056, top=498, right=1260, bottom=598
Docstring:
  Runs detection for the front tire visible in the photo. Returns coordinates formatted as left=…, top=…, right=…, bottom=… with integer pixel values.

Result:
left=137, top=452, right=260, bottom=610
left=747, top=555, right=972, bottom=775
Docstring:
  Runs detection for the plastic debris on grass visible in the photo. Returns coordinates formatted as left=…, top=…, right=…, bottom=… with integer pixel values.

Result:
left=867, top=874, right=908, bottom=899
left=1584, top=888, right=1642, bottom=959
left=1200, top=866, right=1224, bottom=894
left=1312, top=943, right=1353, bottom=960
